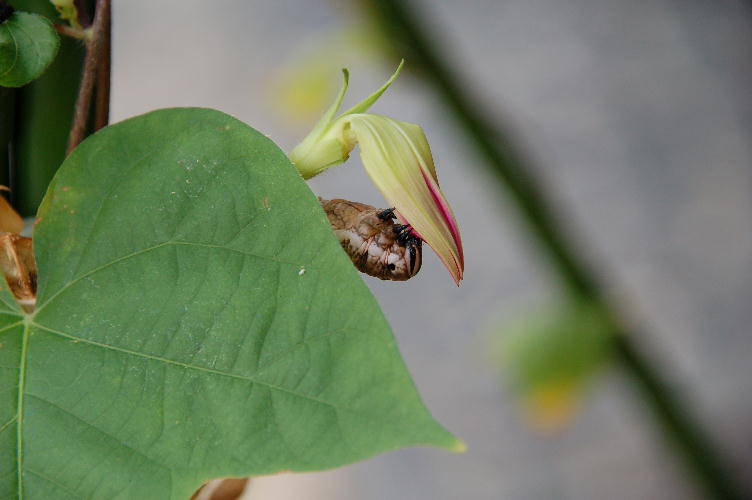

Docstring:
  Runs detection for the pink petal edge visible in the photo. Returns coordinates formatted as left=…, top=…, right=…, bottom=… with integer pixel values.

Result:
left=420, top=169, right=464, bottom=267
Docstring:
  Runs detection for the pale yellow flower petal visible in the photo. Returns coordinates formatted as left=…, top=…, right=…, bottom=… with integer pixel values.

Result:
left=349, top=114, right=463, bottom=284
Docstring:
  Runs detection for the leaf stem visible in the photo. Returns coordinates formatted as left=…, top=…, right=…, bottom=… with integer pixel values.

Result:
left=66, top=0, right=110, bottom=155
left=362, top=1, right=745, bottom=499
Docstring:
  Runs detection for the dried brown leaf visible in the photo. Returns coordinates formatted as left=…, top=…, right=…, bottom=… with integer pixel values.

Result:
left=0, top=233, right=36, bottom=311
left=0, top=188, right=24, bottom=234
left=190, top=478, right=251, bottom=500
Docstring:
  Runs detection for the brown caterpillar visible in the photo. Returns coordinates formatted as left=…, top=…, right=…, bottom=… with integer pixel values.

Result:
left=320, top=198, right=422, bottom=281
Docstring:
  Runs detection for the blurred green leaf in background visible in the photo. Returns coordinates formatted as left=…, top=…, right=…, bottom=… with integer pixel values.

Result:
left=491, top=300, right=612, bottom=431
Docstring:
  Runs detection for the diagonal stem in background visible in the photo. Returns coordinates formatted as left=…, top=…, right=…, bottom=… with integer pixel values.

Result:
left=362, top=1, right=745, bottom=499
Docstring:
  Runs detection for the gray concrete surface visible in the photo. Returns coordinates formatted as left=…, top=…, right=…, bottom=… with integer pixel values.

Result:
left=112, top=1, right=752, bottom=499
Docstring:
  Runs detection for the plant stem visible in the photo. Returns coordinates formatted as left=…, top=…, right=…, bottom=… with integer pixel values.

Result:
left=613, top=335, right=743, bottom=499
left=53, top=24, right=87, bottom=39
left=94, top=1, right=110, bottom=131
left=66, top=0, right=110, bottom=155
left=363, top=1, right=745, bottom=499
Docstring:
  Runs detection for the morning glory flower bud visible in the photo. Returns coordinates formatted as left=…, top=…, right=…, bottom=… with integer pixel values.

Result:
left=289, top=61, right=464, bottom=284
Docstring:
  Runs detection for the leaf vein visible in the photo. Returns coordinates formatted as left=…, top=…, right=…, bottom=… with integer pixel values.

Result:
left=0, top=320, right=24, bottom=338
left=68, top=147, right=164, bottom=282
left=0, top=292, right=21, bottom=313
left=24, top=467, right=79, bottom=499
left=25, top=394, right=170, bottom=473
left=0, top=415, right=16, bottom=435
left=35, top=241, right=311, bottom=315
left=15, top=322, right=30, bottom=498
left=30, top=323, right=355, bottom=414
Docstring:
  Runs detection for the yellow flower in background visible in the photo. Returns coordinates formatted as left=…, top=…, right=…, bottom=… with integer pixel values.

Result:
left=267, top=21, right=387, bottom=124
left=522, top=380, right=581, bottom=433
left=289, top=61, right=464, bottom=284
left=268, top=58, right=338, bottom=124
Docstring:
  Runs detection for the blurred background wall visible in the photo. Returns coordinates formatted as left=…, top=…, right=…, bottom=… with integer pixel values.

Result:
left=112, top=1, right=752, bottom=499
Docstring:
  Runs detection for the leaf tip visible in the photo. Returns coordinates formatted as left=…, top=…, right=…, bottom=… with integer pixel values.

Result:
left=450, top=438, right=468, bottom=453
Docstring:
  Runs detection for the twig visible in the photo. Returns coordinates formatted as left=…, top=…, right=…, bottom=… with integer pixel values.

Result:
left=53, top=24, right=87, bottom=40
left=66, top=0, right=110, bottom=155
left=362, top=1, right=746, bottom=499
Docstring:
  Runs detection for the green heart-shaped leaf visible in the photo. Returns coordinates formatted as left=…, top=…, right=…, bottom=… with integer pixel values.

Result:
left=0, top=108, right=458, bottom=499
left=0, top=11, right=60, bottom=87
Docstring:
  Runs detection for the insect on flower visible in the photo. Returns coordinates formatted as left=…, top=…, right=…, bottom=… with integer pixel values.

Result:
left=320, top=198, right=422, bottom=281
left=290, top=61, right=464, bottom=285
